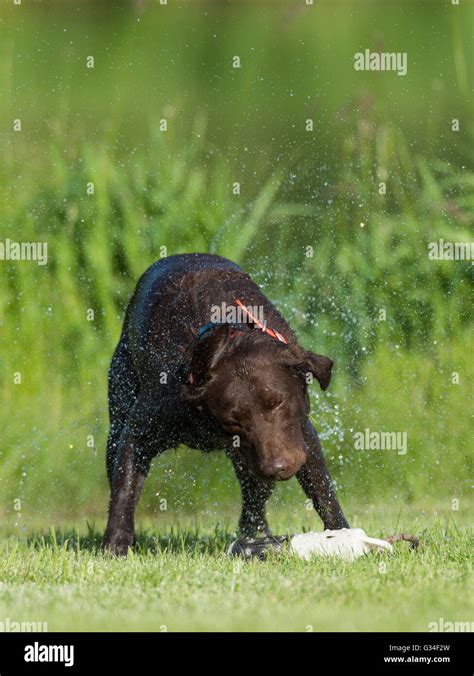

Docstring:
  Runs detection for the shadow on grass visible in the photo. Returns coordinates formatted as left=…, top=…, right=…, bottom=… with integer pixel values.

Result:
left=26, top=522, right=236, bottom=556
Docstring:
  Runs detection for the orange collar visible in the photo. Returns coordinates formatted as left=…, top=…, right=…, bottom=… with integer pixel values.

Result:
left=235, top=299, right=288, bottom=344
left=195, top=301, right=288, bottom=345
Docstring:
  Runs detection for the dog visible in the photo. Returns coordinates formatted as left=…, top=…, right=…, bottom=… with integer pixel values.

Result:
left=103, top=253, right=349, bottom=555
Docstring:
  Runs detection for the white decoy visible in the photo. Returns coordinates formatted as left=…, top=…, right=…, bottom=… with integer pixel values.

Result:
left=289, top=528, right=393, bottom=562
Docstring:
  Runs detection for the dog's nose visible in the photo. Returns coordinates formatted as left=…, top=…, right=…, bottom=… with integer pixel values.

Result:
left=273, top=458, right=289, bottom=476
left=261, top=458, right=291, bottom=480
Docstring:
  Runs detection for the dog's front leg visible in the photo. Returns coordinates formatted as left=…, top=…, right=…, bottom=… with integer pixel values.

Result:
left=230, top=453, right=275, bottom=538
left=297, top=419, right=349, bottom=530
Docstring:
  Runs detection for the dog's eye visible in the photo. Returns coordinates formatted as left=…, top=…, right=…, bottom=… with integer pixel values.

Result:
left=265, top=398, right=283, bottom=410
left=222, top=411, right=241, bottom=429
left=223, top=419, right=240, bottom=431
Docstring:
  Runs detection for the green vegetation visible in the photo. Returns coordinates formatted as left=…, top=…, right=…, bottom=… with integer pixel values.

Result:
left=0, top=113, right=472, bottom=518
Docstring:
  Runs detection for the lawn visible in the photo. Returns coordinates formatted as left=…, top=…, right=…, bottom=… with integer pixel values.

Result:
left=0, top=503, right=472, bottom=632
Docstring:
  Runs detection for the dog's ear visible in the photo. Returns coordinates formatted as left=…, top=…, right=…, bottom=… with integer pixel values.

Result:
left=285, top=349, right=333, bottom=391
left=183, top=324, right=235, bottom=402
left=303, top=352, right=333, bottom=390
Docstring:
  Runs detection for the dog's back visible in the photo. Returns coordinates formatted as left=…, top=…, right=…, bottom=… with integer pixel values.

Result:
left=123, top=253, right=294, bottom=381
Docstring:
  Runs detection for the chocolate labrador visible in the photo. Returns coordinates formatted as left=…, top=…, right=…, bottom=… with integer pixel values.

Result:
left=103, top=253, right=348, bottom=555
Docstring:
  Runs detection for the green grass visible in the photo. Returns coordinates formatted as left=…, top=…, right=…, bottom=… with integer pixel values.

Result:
left=0, top=504, right=472, bottom=632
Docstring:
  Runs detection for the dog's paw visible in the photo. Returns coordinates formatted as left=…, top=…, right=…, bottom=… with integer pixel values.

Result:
left=103, top=532, right=134, bottom=557
left=227, top=535, right=289, bottom=560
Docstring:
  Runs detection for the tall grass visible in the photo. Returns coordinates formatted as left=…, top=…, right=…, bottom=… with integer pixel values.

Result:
left=0, top=117, right=472, bottom=521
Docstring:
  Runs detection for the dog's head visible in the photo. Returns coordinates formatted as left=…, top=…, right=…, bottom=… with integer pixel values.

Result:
left=183, top=323, right=333, bottom=481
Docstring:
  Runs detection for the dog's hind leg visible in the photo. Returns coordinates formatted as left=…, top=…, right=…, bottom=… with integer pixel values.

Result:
left=106, top=338, right=139, bottom=487
left=103, top=395, right=157, bottom=556
left=230, top=454, right=275, bottom=538
left=103, top=433, right=149, bottom=556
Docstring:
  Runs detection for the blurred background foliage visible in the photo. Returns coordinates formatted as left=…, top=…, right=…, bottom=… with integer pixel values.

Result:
left=0, top=0, right=472, bottom=526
